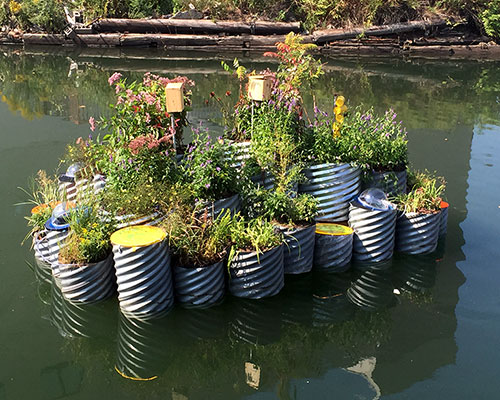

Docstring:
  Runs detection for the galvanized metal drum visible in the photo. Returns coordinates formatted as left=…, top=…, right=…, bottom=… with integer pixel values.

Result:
left=440, top=201, right=449, bottom=236
left=173, top=260, right=225, bottom=308
left=224, top=140, right=252, bottom=169
left=314, top=223, right=353, bottom=271
left=349, top=202, right=397, bottom=263
left=395, top=211, right=440, bottom=254
left=280, top=224, right=315, bottom=274
left=200, top=194, right=241, bottom=218
left=34, top=228, right=70, bottom=279
left=58, top=253, right=116, bottom=304
left=59, top=180, right=77, bottom=201
left=111, top=226, right=174, bottom=319
left=299, top=163, right=361, bottom=222
left=364, top=170, right=407, bottom=196
left=228, top=244, right=284, bottom=299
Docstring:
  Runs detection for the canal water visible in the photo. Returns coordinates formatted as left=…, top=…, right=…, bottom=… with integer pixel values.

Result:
left=1, top=47, right=499, bottom=399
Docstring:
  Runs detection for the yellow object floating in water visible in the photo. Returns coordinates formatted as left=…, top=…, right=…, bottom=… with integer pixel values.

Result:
left=111, top=225, right=166, bottom=248
left=316, top=223, right=353, bottom=236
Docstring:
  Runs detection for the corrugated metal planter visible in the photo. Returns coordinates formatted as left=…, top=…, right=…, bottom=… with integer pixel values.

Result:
left=365, top=170, right=407, bottom=196
left=313, top=223, right=353, bottom=272
left=93, top=174, right=106, bottom=193
left=114, top=211, right=165, bottom=229
left=58, top=253, right=116, bottom=304
left=280, top=224, right=315, bottom=275
left=173, top=260, right=225, bottom=308
left=33, top=231, right=52, bottom=283
left=299, top=163, right=361, bottom=222
left=34, top=228, right=70, bottom=278
left=200, top=194, right=241, bottom=218
left=251, top=171, right=275, bottom=190
left=349, top=202, right=397, bottom=263
left=111, top=226, right=174, bottom=319
left=440, top=201, right=449, bottom=236
left=224, top=140, right=252, bottom=169
left=228, top=244, right=284, bottom=299
left=59, top=181, right=77, bottom=201
left=347, top=261, right=395, bottom=310
left=395, top=211, right=440, bottom=254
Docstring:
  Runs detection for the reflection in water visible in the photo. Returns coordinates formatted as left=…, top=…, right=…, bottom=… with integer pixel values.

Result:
left=347, top=261, right=396, bottom=311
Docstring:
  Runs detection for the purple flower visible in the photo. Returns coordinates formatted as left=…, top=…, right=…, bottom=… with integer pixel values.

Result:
left=205, top=183, right=211, bottom=189
left=109, top=155, right=113, bottom=162
left=216, top=167, right=221, bottom=172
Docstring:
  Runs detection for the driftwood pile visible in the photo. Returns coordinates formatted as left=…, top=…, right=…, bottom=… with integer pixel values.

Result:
left=1, top=17, right=499, bottom=59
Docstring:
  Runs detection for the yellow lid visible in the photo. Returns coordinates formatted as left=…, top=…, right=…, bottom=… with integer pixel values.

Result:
left=316, top=223, right=353, bottom=236
left=111, top=225, right=166, bottom=248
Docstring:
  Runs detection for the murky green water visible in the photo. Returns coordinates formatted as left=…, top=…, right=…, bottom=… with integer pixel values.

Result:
left=1, top=47, right=499, bottom=399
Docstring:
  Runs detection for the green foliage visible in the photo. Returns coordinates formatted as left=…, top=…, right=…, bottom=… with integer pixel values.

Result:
left=128, top=0, right=175, bottom=18
left=59, top=205, right=115, bottom=264
left=229, top=215, right=282, bottom=257
left=481, top=0, right=500, bottom=39
left=19, top=170, right=60, bottom=235
left=394, top=169, right=446, bottom=213
left=244, top=188, right=317, bottom=226
left=180, top=129, right=238, bottom=202
left=162, top=208, right=233, bottom=266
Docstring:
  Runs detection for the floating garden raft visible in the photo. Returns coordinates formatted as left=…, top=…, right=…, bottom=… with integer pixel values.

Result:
left=25, top=35, right=449, bottom=320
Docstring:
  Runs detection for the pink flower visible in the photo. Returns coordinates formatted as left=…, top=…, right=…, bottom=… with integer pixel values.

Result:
left=108, top=72, right=122, bottom=86
left=89, top=116, right=96, bottom=132
left=145, top=112, right=151, bottom=123
left=115, top=85, right=121, bottom=94
left=143, top=93, right=156, bottom=105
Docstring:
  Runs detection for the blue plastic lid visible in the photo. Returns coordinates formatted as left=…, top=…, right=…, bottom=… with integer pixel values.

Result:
left=357, top=188, right=393, bottom=211
left=44, top=202, right=72, bottom=230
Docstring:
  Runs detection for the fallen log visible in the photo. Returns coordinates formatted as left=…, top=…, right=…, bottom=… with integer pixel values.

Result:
left=93, top=18, right=301, bottom=35
left=314, top=19, right=448, bottom=44
left=23, top=33, right=67, bottom=46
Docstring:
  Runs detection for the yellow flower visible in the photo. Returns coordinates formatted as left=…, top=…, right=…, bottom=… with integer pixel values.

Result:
left=335, top=96, right=345, bottom=107
left=9, top=1, right=22, bottom=15
left=333, top=123, right=340, bottom=138
left=336, top=113, right=344, bottom=124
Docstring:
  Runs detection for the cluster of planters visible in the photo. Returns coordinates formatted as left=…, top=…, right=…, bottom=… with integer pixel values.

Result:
left=25, top=34, right=449, bottom=319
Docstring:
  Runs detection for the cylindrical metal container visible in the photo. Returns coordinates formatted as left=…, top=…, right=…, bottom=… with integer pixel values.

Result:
left=200, top=194, right=241, bottom=218
left=111, top=226, right=174, bottom=319
left=365, top=169, right=407, bottom=196
left=280, top=224, right=315, bottom=274
left=349, top=201, right=397, bottom=263
left=250, top=171, right=275, bottom=191
left=114, top=211, right=164, bottom=229
left=34, top=228, right=70, bottom=278
left=440, top=201, right=449, bottom=236
left=33, top=231, right=52, bottom=283
left=313, top=223, right=353, bottom=271
left=93, top=174, right=106, bottom=193
left=228, top=244, right=284, bottom=299
left=58, top=253, right=116, bottom=304
left=59, top=180, right=77, bottom=201
left=347, top=261, right=395, bottom=311
left=173, top=260, right=225, bottom=308
left=395, top=211, right=440, bottom=255
left=225, top=140, right=252, bottom=169
left=299, top=163, right=361, bottom=222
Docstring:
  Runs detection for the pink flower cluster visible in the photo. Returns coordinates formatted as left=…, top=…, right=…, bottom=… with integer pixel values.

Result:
left=108, top=72, right=122, bottom=86
left=128, top=134, right=173, bottom=155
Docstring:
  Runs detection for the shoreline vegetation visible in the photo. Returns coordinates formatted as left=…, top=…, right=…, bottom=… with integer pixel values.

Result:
left=0, top=1, right=499, bottom=57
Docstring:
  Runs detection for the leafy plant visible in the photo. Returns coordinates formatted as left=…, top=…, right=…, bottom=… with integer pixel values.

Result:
left=58, top=205, right=115, bottom=265
left=98, top=72, right=194, bottom=151
left=243, top=188, right=317, bottom=227
left=481, top=0, right=500, bottom=39
left=19, top=170, right=60, bottom=237
left=179, top=129, right=238, bottom=202
left=162, top=208, right=233, bottom=267
left=394, top=169, right=446, bottom=213
left=228, top=216, right=283, bottom=261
